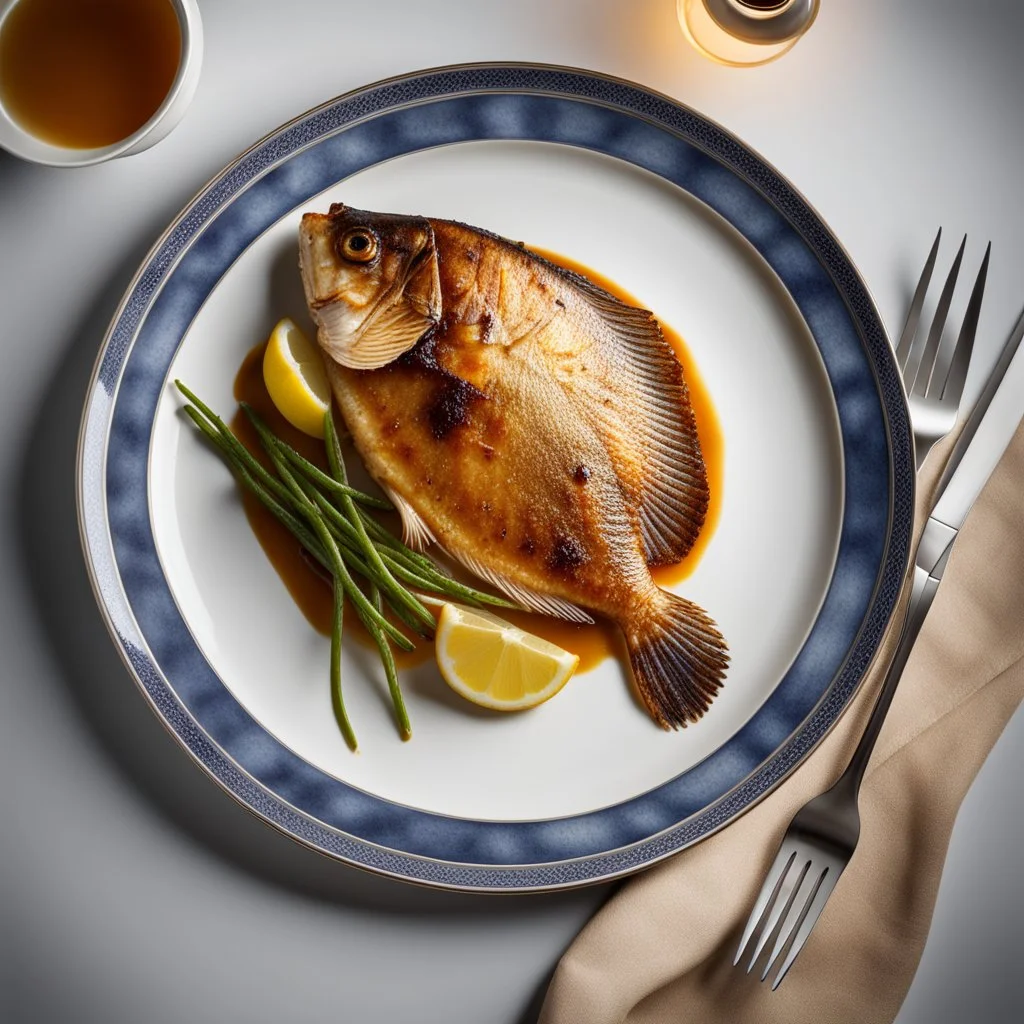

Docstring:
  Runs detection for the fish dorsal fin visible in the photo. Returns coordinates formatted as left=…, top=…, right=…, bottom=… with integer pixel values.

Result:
left=549, top=271, right=710, bottom=566
left=382, top=484, right=436, bottom=552
left=454, top=551, right=595, bottom=624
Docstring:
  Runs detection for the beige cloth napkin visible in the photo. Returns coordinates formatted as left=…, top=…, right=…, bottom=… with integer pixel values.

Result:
left=540, top=417, right=1024, bottom=1024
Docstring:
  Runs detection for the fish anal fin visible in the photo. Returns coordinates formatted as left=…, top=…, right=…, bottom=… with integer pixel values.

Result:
left=454, top=550, right=595, bottom=624
left=382, top=484, right=436, bottom=552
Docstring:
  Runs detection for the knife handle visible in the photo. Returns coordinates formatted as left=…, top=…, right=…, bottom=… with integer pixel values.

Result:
left=837, top=565, right=942, bottom=796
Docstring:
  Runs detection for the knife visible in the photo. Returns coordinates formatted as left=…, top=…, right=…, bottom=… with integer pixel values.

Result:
left=935, top=301, right=1024, bottom=496
left=920, top=302, right=1024, bottom=579
left=730, top=308, right=1024, bottom=991
left=841, top=307, right=1024, bottom=791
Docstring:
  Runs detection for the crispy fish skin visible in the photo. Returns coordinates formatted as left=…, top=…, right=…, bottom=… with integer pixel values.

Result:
left=299, top=205, right=728, bottom=728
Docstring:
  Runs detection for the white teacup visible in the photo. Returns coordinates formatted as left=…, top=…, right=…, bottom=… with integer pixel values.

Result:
left=0, top=0, right=203, bottom=167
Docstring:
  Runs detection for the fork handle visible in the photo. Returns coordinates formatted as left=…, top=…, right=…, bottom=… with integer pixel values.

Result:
left=838, top=566, right=941, bottom=794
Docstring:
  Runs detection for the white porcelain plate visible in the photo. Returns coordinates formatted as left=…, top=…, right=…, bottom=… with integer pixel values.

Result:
left=79, top=65, right=912, bottom=890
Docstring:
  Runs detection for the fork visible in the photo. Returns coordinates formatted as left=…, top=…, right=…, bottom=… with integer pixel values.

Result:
left=897, top=228, right=990, bottom=467
left=733, top=233, right=991, bottom=990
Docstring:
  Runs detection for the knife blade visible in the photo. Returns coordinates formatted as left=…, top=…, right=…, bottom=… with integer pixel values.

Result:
left=918, top=306, right=1024, bottom=578
left=934, top=301, right=1024, bottom=499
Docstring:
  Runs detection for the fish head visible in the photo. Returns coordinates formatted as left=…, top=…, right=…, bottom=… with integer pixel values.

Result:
left=298, top=203, right=441, bottom=369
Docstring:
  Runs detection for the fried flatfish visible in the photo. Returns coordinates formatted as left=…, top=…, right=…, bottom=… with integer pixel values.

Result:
left=298, top=204, right=728, bottom=727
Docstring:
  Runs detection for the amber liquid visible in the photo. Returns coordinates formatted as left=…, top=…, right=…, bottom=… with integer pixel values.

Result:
left=232, top=253, right=724, bottom=674
left=0, top=0, right=181, bottom=149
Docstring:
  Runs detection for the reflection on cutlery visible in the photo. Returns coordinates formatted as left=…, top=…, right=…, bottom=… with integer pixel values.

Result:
left=735, top=241, right=1016, bottom=990
left=896, top=229, right=991, bottom=468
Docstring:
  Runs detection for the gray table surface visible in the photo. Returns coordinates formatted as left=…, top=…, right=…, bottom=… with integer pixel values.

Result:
left=2, top=1, right=1022, bottom=1021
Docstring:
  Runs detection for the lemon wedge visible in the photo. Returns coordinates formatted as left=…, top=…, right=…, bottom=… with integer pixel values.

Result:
left=435, top=604, right=579, bottom=711
left=262, top=317, right=331, bottom=438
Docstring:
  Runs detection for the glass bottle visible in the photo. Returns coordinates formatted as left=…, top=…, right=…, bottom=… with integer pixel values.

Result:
left=678, top=0, right=820, bottom=67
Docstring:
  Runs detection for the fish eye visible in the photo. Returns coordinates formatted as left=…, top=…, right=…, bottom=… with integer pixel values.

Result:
left=339, top=228, right=378, bottom=264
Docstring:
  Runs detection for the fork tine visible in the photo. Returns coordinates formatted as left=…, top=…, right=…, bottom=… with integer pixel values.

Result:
left=940, top=242, right=991, bottom=406
left=910, top=234, right=966, bottom=397
left=734, top=848, right=795, bottom=967
left=769, top=865, right=841, bottom=990
left=762, top=860, right=831, bottom=984
left=895, top=227, right=942, bottom=369
left=747, top=856, right=811, bottom=971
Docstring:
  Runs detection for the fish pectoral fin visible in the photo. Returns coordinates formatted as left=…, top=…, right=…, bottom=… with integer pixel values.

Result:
left=453, top=551, right=595, bottom=624
left=347, top=300, right=434, bottom=369
left=559, top=275, right=710, bottom=566
left=382, top=485, right=436, bottom=552
left=314, top=296, right=433, bottom=370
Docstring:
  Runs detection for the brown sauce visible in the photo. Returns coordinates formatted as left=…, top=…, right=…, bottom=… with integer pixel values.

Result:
left=0, top=0, right=181, bottom=149
left=232, top=252, right=723, bottom=675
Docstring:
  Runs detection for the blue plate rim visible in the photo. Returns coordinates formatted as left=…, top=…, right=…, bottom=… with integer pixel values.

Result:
left=77, top=62, right=913, bottom=891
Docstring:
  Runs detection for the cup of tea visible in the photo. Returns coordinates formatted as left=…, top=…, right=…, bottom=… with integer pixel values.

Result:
left=0, top=0, right=203, bottom=167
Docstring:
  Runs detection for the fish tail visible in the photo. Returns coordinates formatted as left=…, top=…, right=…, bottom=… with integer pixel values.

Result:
left=624, top=591, right=729, bottom=729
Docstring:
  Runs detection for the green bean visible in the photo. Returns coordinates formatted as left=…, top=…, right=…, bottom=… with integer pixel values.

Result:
left=330, top=579, right=357, bottom=751
left=323, top=412, right=433, bottom=630
left=266, top=445, right=414, bottom=652
left=176, top=382, right=294, bottom=507
left=239, top=402, right=392, bottom=510
left=183, top=407, right=325, bottom=562
left=180, top=382, right=527, bottom=748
